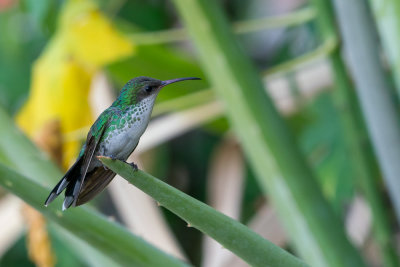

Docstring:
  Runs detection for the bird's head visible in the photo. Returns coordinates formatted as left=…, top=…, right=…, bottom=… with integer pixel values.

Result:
left=114, top=76, right=201, bottom=107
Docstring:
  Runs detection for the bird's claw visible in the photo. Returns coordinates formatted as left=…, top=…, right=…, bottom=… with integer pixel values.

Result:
left=109, top=155, right=118, bottom=161
left=128, top=162, right=138, bottom=171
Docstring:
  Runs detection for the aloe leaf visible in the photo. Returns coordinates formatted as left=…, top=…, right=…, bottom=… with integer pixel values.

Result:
left=367, top=0, right=400, bottom=97
left=98, top=157, right=308, bottom=267
left=0, top=163, right=188, bottom=267
left=170, top=1, right=365, bottom=266
left=332, top=0, right=400, bottom=227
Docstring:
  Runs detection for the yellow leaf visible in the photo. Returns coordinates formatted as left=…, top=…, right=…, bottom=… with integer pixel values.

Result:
left=24, top=205, right=56, bottom=267
left=16, top=0, right=135, bottom=169
left=61, top=0, right=134, bottom=67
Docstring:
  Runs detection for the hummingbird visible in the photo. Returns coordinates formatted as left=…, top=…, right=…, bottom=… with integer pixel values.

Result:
left=45, top=76, right=200, bottom=210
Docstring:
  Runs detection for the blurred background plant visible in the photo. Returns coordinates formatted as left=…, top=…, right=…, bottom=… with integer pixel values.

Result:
left=0, top=0, right=399, bottom=266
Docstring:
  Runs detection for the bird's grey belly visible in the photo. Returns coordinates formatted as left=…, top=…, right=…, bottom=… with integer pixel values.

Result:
left=96, top=111, right=151, bottom=167
left=91, top=98, right=155, bottom=170
left=104, top=130, right=140, bottom=159
left=101, top=120, right=148, bottom=160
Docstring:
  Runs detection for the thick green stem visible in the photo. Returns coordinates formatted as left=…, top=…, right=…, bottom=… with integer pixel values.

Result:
left=310, top=0, right=399, bottom=265
left=171, top=0, right=365, bottom=266
left=331, top=0, right=400, bottom=228
left=330, top=51, right=399, bottom=267
left=0, top=163, right=188, bottom=267
left=99, top=157, right=308, bottom=267
left=261, top=36, right=337, bottom=76
left=128, top=8, right=315, bottom=45
left=367, top=0, right=400, bottom=97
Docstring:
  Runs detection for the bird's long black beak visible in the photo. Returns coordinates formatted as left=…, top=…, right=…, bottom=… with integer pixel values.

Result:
left=161, top=77, right=201, bottom=87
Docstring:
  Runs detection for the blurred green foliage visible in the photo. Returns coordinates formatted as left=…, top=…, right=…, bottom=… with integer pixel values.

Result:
left=0, top=0, right=63, bottom=114
left=290, top=92, right=355, bottom=213
left=0, top=232, right=86, bottom=267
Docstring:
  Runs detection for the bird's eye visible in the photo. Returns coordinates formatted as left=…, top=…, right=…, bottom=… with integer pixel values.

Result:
left=145, top=85, right=153, bottom=93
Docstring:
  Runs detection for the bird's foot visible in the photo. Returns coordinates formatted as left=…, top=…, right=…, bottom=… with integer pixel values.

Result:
left=109, top=155, right=118, bottom=161
left=128, top=162, right=138, bottom=171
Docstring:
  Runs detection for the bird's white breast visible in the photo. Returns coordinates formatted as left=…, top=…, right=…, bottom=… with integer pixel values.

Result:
left=101, top=96, right=156, bottom=160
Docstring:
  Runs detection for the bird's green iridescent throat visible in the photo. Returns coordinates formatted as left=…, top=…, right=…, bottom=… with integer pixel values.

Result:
left=112, top=80, right=141, bottom=108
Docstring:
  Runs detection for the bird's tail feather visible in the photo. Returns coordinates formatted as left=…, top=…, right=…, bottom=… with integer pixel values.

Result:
left=62, top=177, right=82, bottom=211
left=44, top=157, right=83, bottom=208
left=75, top=167, right=116, bottom=206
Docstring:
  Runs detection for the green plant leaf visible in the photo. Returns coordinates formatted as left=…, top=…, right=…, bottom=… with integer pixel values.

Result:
left=292, top=93, right=355, bottom=212
left=98, top=156, right=308, bottom=267
left=0, top=163, right=188, bottom=267
left=170, top=1, right=365, bottom=266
